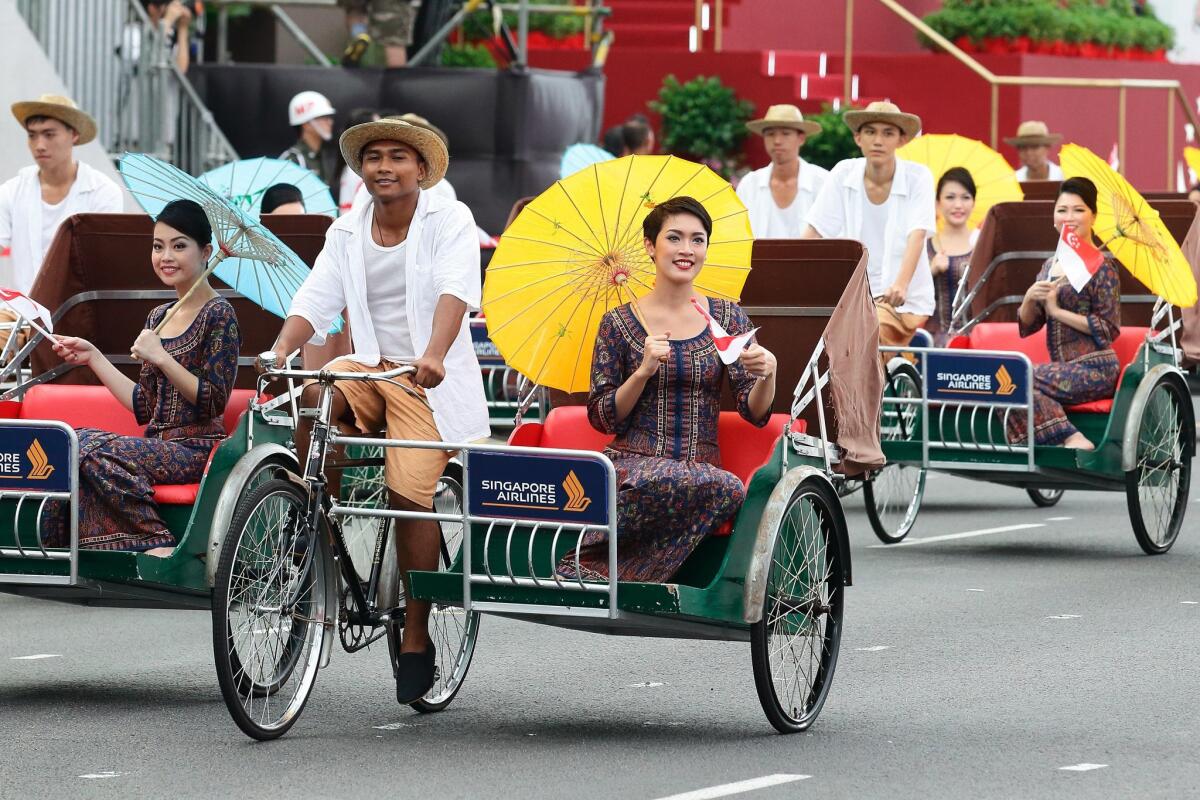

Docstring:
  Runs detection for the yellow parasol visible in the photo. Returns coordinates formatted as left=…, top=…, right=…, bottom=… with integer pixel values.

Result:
left=1184, top=146, right=1200, bottom=185
left=1060, top=143, right=1198, bottom=308
left=483, top=155, right=753, bottom=393
left=897, top=133, right=1024, bottom=231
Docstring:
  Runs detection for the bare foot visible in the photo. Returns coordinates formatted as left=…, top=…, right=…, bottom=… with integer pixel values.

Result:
left=143, top=546, right=175, bottom=558
left=1062, top=432, right=1095, bottom=450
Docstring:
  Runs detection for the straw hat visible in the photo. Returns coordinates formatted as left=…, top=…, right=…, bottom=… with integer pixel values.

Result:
left=393, top=113, right=449, bottom=150
left=11, top=94, right=97, bottom=144
left=746, top=104, right=821, bottom=136
left=1003, top=120, right=1062, bottom=147
left=843, top=101, right=922, bottom=140
left=339, top=119, right=448, bottom=189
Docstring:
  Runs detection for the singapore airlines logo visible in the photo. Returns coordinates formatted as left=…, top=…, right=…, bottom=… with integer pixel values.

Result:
left=562, top=470, right=592, bottom=512
left=26, top=439, right=54, bottom=480
left=995, top=365, right=1017, bottom=396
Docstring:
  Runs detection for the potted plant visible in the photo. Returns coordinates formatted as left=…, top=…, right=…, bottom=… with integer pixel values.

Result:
left=648, top=75, right=754, bottom=178
left=799, top=103, right=861, bottom=171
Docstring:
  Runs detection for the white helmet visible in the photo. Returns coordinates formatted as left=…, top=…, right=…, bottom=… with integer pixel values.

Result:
left=288, top=91, right=335, bottom=126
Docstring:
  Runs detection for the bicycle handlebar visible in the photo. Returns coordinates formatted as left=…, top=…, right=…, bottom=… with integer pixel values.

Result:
left=258, top=362, right=416, bottom=384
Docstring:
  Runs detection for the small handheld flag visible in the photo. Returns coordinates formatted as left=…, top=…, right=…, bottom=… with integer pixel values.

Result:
left=690, top=297, right=758, bottom=365
left=1053, top=225, right=1105, bottom=293
left=0, top=287, right=56, bottom=343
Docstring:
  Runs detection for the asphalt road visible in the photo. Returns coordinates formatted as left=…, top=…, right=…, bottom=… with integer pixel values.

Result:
left=3, top=445, right=1200, bottom=798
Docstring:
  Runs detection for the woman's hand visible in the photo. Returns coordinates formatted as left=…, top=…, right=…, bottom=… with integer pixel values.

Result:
left=636, top=332, right=671, bottom=378
left=131, top=329, right=169, bottom=367
left=52, top=336, right=99, bottom=367
left=739, top=343, right=777, bottom=380
left=930, top=251, right=950, bottom=276
left=1042, top=280, right=1061, bottom=317
left=1024, top=280, right=1056, bottom=305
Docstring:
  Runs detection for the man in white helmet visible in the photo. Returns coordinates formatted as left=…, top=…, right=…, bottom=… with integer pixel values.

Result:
left=280, top=91, right=338, bottom=190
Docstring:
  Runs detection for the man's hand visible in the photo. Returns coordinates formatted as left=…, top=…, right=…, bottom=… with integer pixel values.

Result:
left=255, top=351, right=284, bottom=374
left=413, top=354, right=446, bottom=388
left=881, top=282, right=908, bottom=308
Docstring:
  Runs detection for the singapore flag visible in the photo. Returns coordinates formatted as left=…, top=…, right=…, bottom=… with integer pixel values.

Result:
left=690, top=297, right=758, bottom=365
left=1054, top=225, right=1105, bottom=293
left=0, top=287, right=55, bottom=341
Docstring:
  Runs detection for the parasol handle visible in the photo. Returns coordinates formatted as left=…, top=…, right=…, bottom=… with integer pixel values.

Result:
left=152, top=248, right=229, bottom=334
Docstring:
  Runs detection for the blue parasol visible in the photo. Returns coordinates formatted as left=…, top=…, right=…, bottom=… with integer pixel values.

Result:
left=560, top=143, right=614, bottom=179
left=119, top=153, right=342, bottom=334
left=200, top=157, right=337, bottom=218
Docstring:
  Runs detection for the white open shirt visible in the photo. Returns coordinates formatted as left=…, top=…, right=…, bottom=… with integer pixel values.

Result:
left=735, top=158, right=829, bottom=240
left=289, top=188, right=491, bottom=444
left=805, top=156, right=936, bottom=316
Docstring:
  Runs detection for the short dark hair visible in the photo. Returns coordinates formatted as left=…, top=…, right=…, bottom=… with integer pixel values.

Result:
left=601, top=125, right=625, bottom=157
left=622, top=119, right=653, bottom=153
left=156, top=199, right=212, bottom=246
left=937, top=166, right=976, bottom=198
left=642, top=196, right=713, bottom=242
left=24, top=115, right=75, bottom=135
left=1058, top=176, right=1099, bottom=215
left=261, top=183, right=305, bottom=214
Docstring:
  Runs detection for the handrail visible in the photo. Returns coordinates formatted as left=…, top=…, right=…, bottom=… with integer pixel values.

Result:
left=847, top=0, right=1200, bottom=187
left=692, top=0, right=724, bottom=52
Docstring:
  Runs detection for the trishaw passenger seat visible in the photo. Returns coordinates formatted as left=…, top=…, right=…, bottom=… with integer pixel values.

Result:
left=509, top=407, right=792, bottom=537
left=14, top=385, right=260, bottom=505
left=955, top=322, right=1151, bottom=414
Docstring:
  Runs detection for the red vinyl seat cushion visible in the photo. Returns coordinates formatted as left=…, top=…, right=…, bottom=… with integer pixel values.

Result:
left=508, top=406, right=793, bottom=536
left=16, top=385, right=259, bottom=505
left=954, top=323, right=1148, bottom=414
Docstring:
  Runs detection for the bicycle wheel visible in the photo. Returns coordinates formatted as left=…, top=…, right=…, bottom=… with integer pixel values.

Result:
left=213, top=478, right=329, bottom=740
left=751, top=477, right=845, bottom=734
left=1126, top=376, right=1192, bottom=555
left=383, top=461, right=481, bottom=713
left=864, top=361, right=925, bottom=543
left=1026, top=487, right=1064, bottom=508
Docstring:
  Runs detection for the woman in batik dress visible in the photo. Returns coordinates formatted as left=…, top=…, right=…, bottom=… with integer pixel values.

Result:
left=924, top=167, right=978, bottom=346
left=43, top=199, right=240, bottom=555
left=1006, top=177, right=1120, bottom=449
left=556, top=196, right=778, bottom=584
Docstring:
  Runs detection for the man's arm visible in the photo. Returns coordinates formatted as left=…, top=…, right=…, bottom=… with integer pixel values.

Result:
left=265, top=316, right=318, bottom=368
left=881, top=229, right=927, bottom=307
left=413, top=295, right=468, bottom=389
left=801, top=224, right=823, bottom=239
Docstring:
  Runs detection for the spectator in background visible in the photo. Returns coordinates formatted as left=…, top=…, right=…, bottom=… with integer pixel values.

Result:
left=0, top=95, right=123, bottom=351
left=281, top=91, right=339, bottom=191
left=736, top=104, right=827, bottom=239
left=337, top=108, right=382, bottom=213
left=262, top=183, right=306, bottom=215
left=622, top=115, right=655, bottom=156
left=340, top=0, right=417, bottom=68
left=602, top=125, right=625, bottom=157
left=1006, top=120, right=1064, bottom=182
left=141, top=0, right=194, bottom=73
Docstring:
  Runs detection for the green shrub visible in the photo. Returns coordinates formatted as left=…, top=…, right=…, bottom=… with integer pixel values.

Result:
left=440, top=43, right=498, bottom=69
left=799, top=104, right=862, bottom=172
left=461, top=0, right=584, bottom=41
left=648, top=75, right=754, bottom=175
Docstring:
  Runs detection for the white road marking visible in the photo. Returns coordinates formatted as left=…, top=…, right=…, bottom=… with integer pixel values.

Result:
left=1046, top=516, right=1073, bottom=521
left=79, top=771, right=124, bottom=780
left=966, top=588, right=986, bottom=592
left=11, top=653, right=61, bottom=660
left=372, top=722, right=414, bottom=730
left=1182, top=601, right=1199, bottom=605
left=1059, top=763, right=1108, bottom=772
left=870, top=523, right=1044, bottom=548
left=855, top=646, right=890, bottom=652
left=653, top=774, right=812, bottom=800
left=643, top=721, right=687, bottom=727
left=626, top=681, right=667, bottom=688
left=1047, top=614, right=1081, bottom=620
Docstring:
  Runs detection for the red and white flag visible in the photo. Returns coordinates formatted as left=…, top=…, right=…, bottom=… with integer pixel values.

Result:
left=0, top=287, right=55, bottom=341
left=690, top=297, right=758, bottom=365
left=1054, top=225, right=1105, bottom=293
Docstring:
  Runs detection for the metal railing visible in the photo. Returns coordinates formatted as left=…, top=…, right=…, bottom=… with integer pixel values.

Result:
left=691, top=0, right=723, bottom=53
left=16, top=0, right=237, bottom=175
left=845, top=0, right=1200, bottom=186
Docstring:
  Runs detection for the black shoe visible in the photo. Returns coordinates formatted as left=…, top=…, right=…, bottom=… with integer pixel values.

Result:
left=341, top=33, right=371, bottom=67
left=395, top=642, right=436, bottom=704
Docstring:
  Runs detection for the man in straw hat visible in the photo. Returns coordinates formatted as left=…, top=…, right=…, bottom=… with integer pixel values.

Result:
left=1006, top=120, right=1064, bottom=182
left=736, top=104, right=828, bottom=239
left=350, top=112, right=457, bottom=212
left=804, top=100, right=936, bottom=351
left=261, top=118, right=488, bottom=704
left=0, top=95, right=123, bottom=351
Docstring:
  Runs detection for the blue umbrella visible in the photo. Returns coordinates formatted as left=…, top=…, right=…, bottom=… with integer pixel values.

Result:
left=560, top=143, right=614, bottom=179
left=118, top=153, right=342, bottom=333
left=200, top=157, right=337, bottom=218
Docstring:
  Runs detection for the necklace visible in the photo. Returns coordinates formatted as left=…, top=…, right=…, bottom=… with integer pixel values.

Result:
left=373, top=212, right=407, bottom=248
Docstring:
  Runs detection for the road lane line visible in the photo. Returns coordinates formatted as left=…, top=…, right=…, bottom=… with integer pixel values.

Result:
left=855, top=646, right=890, bottom=652
left=653, top=774, right=811, bottom=800
left=1059, top=763, right=1107, bottom=772
left=869, top=523, right=1044, bottom=548
left=11, top=654, right=61, bottom=660
left=1046, top=516, right=1073, bottom=521
left=79, top=771, right=124, bottom=779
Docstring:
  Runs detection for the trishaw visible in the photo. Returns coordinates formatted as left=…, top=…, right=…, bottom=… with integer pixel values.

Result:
left=0, top=232, right=875, bottom=740
left=863, top=201, right=1196, bottom=552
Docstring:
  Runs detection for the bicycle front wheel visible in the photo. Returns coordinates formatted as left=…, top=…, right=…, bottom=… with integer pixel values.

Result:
left=213, top=478, right=329, bottom=741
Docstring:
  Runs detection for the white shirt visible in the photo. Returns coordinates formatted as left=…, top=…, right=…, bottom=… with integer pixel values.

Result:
left=0, top=162, right=124, bottom=293
left=339, top=165, right=362, bottom=215
left=289, top=189, right=490, bottom=444
left=735, top=159, right=829, bottom=239
left=860, top=193, right=892, bottom=290
left=806, top=157, right=936, bottom=316
left=361, top=217, right=414, bottom=361
left=1015, top=161, right=1064, bottom=182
